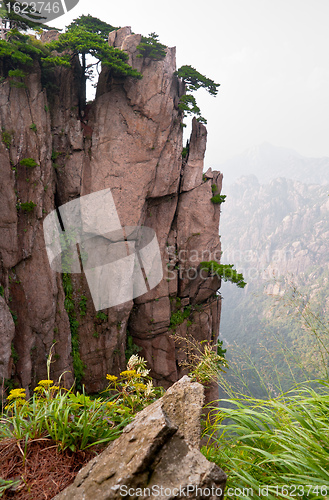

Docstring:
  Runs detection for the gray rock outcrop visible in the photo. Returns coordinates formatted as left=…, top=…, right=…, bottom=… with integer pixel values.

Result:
left=54, top=376, right=227, bottom=500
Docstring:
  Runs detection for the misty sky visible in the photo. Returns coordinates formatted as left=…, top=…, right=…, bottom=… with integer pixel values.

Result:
left=54, top=0, right=329, bottom=167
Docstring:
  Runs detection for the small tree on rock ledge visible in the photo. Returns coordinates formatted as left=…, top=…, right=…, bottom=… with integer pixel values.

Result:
left=175, top=65, right=220, bottom=124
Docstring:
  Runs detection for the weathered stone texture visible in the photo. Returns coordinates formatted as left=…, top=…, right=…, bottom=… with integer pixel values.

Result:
left=0, top=26, right=223, bottom=395
left=54, top=377, right=227, bottom=500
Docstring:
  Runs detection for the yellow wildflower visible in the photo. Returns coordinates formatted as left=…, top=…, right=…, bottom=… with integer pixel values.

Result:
left=38, top=380, right=53, bottom=387
left=49, top=386, right=60, bottom=391
left=7, top=388, right=26, bottom=402
left=106, top=401, right=116, bottom=408
left=106, top=374, right=118, bottom=382
left=5, top=398, right=26, bottom=410
left=120, top=370, right=136, bottom=378
left=134, top=383, right=147, bottom=391
left=34, top=386, right=44, bottom=392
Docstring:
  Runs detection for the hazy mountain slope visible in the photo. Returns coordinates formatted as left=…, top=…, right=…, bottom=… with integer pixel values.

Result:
left=218, top=160, right=329, bottom=396
left=216, top=142, right=329, bottom=185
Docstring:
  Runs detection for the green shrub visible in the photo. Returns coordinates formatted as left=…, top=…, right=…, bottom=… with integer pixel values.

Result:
left=1, top=128, right=13, bottom=149
left=0, top=285, right=4, bottom=297
left=96, top=311, right=107, bottom=322
left=137, top=33, right=166, bottom=60
left=8, top=69, right=26, bottom=79
left=19, top=158, right=38, bottom=168
left=8, top=68, right=27, bottom=88
left=29, top=123, right=37, bottom=133
left=170, top=306, right=192, bottom=330
left=200, top=261, right=246, bottom=288
left=211, top=183, right=218, bottom=193
left=210, top=194, right=226, bottom=204
left=182, top=147, right=189, bottom=158
left=20, top=201, right=37, bottom=213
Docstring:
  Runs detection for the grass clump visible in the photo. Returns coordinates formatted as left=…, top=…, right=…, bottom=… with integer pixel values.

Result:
left=203, top=383, right=329, bottom=499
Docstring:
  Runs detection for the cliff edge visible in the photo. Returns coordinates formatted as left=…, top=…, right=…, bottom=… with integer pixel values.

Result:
left=0, top=27, right=223, bottom=396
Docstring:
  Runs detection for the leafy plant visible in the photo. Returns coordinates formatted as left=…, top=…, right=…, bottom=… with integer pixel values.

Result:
left=104, top=355, right=164, bottom=415
left=210, top=194, right=226, bottom=204
left=8, top=68, right=27, bottom=88
left=174, top=334, right=227, bottom=385
left=200, top=261, right=246, bottom=288
left=96, top=311, right=107, bottom=322
left=137, top=33, right=166, bottom=60
left=11, top=343, right=19, bottom=363
left=20, top=201, right=37, bottom=213
left=0, top=285, right=4, bottom=297
left=170, top=306, right=192, bottom=330
left=29, top=123, right=37, bottom=133
left=211, top=183, right=218, bottom=194
left=8, top=69, right=26, bottom=78
left=1, top=128, right=13, bottom=149
left=125, top=333, right=142, bottom=362
left=78, top=295, right=87, bottom=317
left=0, top=353, right=164, bottom=455
left=19, top=157, right=38, bottom=168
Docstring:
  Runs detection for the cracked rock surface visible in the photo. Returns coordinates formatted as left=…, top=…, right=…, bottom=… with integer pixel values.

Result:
left=54, top=376, right=227, bottom=500
left=0, top=27, right=223, bottom=396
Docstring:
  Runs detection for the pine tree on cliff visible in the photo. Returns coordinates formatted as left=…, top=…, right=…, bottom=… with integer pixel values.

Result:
left=175, top=65, right=220, bottom=124
left=46, top=15, right=142, bottom=110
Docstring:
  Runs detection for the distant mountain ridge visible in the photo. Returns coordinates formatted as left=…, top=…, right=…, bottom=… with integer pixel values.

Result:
left=216, top=142, right=329, bottom=185
left=217, top=147, right=329, bottom=396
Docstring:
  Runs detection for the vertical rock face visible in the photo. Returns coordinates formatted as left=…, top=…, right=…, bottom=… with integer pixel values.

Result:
left=0, top=27, right=223, bottom=395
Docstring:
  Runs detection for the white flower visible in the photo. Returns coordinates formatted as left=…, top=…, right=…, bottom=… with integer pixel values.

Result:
left=127, top=354, right=139, bottom=370
left=137, top=368, right=150, bottom=377
left=144, top=380, right=155, bottom=397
